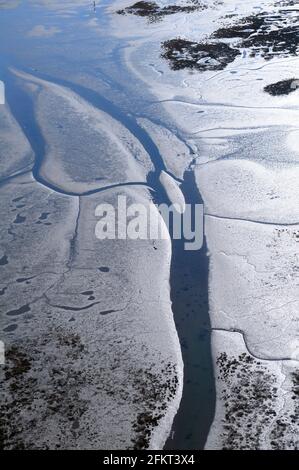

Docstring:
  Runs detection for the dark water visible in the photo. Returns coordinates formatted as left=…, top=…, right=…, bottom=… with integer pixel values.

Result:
left=165, top=172, right=215, bottom=450
left=0, top=0, right=215, bottom=449
left=149, top=169, right=215, bottom=450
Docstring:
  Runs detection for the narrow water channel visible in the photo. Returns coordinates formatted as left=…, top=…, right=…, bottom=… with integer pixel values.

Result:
left=165, top=172, right=216, bottom=450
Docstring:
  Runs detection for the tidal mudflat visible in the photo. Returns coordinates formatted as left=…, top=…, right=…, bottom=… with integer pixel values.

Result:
left=0, top=0, right=299, bottom=450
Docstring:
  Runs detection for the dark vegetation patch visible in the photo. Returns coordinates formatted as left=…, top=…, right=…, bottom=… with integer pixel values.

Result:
left=4, top=346, right=32, bottom=380
left=268, top=371, right=299, bottom=449
left=216, top=352, right=279, bottom=449
left=274, top=0, right=298, bottom=6
left=0, top=333, right=88, bottom=450
left=293, top=371, right=299, bottom=396
left=116, top=1, right=207, bottom=23
left=121, top=363, right=178, bottom=450
left=217, top=352, right=299, bottom=449
left=264, top=78, right=299, bottom=95
left=161, top=8, right=299, bottom=72
left=213, top=11, right=299, bottom=60
left=213, top=15, right=265, bottom=39
left=94, top=356, right=179, bottom=449
left=1, top=329, right=180, bottom=450
left=161, top=38, right=240, bottom=71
